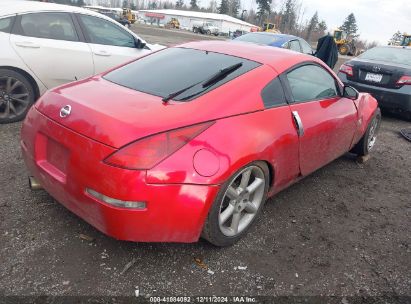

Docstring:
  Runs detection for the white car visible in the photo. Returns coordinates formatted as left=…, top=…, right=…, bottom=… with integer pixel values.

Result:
left=0, top=1, right=164, bottom=123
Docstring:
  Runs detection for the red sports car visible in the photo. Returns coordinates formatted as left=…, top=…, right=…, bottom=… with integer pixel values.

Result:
left=21, top=41, right=380, bottom=246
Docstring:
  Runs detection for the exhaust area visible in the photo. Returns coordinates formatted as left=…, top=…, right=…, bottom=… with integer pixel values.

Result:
left=28, top=176, right=43, bottom=190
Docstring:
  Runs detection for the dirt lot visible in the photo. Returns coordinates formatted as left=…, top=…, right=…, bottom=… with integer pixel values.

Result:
left=0, top=24, right=410, bottom=301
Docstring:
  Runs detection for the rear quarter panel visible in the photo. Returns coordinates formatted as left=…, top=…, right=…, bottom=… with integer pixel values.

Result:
left=146, top=106, right=300, bottom=195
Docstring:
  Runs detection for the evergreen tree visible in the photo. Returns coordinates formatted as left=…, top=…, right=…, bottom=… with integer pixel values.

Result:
left=190, top=0, right=198, bottom=10
left=305, top=11, right=318, bottom=41
left=207, top=0, right=218, bottom=13
left=229, top=0, right=240, bottom=17
left=256, top=0, right=271, bottom=21
left=279, top=0, right=296, bottom=33
left=317, top=20, right=327, bottom=34
left=218, top=0, right=229, bottom=14
left=340, top=13, right=359, bottom=38
left=176, top=0, right=184, bottom=9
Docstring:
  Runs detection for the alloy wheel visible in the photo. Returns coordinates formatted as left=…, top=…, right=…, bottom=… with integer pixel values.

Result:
left=0, top=76, right=30, bottom=120
left=367, top=115, right=380, bottom=150
left=218, top=166, right=266, bottom=237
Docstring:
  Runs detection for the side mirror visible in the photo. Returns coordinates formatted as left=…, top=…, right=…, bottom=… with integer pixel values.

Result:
left=134, top=37, right=146, bottom=49
left=343, top=85, right=359, bottom=100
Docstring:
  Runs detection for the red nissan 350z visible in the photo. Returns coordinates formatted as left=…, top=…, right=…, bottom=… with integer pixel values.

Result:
left=21, top=41, right=380, bottom=246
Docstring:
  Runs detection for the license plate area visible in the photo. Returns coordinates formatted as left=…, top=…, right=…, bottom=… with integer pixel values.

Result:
left=365, top=73, right=383, bottom=83
left=35, top=133, right=69, bottom=183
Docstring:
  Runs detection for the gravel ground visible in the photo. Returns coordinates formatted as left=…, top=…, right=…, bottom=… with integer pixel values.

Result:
left=0, top=25, right=410, bottom=301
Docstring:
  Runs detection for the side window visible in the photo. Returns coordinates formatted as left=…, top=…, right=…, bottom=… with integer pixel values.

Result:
left=261, top=77, right=287, bottom=108
left=289, top=40, right=301, bottom=52
left=0, top=17, right=13, bottom=33
left=286, top=64, right=339, bottom=102
left=299, top=39, right=313, bottom=54
left=78, top=14, right=135, bottom=48
left=19, top=13, right=78, bottom=41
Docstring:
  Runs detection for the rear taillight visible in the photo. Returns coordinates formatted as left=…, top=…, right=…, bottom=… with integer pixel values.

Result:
left=339, top=64, right=354, bottom=77
left=104, top=121, right=215, bottom=170
left=396, top=75, right=411, bottom=86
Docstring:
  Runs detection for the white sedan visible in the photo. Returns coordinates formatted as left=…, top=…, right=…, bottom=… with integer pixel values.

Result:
left=0, top=1, right=164, bottom=123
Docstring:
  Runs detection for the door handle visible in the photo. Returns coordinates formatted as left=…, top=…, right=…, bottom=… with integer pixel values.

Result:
left=15, top=41, right=40, bottom=48
left=292, top=111, right=304, bottom=137
left=93, top=50, right=111, bottom=57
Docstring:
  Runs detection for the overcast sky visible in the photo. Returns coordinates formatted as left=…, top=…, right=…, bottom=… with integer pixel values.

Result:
left=199, top=0, right=411, bottom=44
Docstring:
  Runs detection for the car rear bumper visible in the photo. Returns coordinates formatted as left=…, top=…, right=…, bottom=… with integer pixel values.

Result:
left=338, top=73, right=411, bottom=112
left=21, top=107, right=219, bottom=243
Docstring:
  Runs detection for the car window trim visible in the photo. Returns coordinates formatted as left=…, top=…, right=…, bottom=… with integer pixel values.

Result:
left=281, top=61, right=341, bottom=104
left=74, top=13, right=136, bottom=48
left=12, top=12, right=80, bottom=42
left=69, top=13, right=86, bottom=43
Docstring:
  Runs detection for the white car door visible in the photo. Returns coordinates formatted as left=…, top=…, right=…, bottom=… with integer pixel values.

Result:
left=10, top=12, right=94, bottom=89
left=76, top=14, right=151, bottom=74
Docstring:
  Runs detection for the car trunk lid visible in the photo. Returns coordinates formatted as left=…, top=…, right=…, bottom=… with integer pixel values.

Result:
left=35, top=76, right=262, bottom=148
left=349, top=59, right=410, bottom=89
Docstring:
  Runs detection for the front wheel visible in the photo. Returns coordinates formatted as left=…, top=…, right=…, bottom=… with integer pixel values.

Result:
left=351, top=108, right=381, bottom=156
left=339, top=44, right=349, bottom=55
left=202, top=161, right=269, bottom=246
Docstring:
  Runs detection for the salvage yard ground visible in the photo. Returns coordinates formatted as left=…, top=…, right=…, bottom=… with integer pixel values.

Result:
left=0, top=24, right=410, bottom=299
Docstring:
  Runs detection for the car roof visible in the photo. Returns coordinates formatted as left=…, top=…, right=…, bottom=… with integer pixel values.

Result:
left=237, top=32, right=302, bottom=47
left=178, top=40, right=322, bottom=74
left=248, top=32, right=298, bottom=42
left=0, top=0, right=105, bottom=18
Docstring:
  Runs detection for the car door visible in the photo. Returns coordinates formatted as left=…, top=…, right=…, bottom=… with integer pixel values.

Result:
left=260, top=76, right=300, bottom=191
left=10, top=12, right=93, bottom=89
left=76, top=14, right=151, bottom=74
left=283, top=63, right=358, bottom=175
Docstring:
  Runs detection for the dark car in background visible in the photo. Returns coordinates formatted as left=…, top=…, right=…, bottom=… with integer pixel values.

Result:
left=338, top=46, right=411, bottom=119
left=233, top=32, right=314, bottom=55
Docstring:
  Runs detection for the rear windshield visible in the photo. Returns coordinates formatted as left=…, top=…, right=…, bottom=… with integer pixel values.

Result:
left=234, top=33, right=278, bottom=45
left=104, top=48, right=261, bottom=101
left=359, top=47, right=411, bottom=66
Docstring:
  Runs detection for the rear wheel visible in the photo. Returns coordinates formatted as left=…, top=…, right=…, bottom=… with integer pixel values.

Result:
left=206, top=30, right=211, bottom=35
left=339, top=44, right=349, bottom=55
left=0, top=69, right=35, bottom=124
left=202, top=161, right=269, bottom=246
left=351, top=108, right=381, bottom=156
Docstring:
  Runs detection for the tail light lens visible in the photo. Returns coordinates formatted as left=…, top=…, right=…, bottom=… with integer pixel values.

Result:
left=396, top=75, right=411, bottom=86
left=104, top=121, right=215, bottom=170
left=339, top=64, right=354, bottom=77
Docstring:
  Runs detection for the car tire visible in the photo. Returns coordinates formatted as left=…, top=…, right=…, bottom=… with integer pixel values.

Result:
left=339, top=44, right=349, bottom=56
left=351, top=108, right=381, bottom=156
left=0, top=69, right=36, bottom=124
left=202, top=161, right=270, bottom=246
left=206, top=30, right=211, bottom=35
